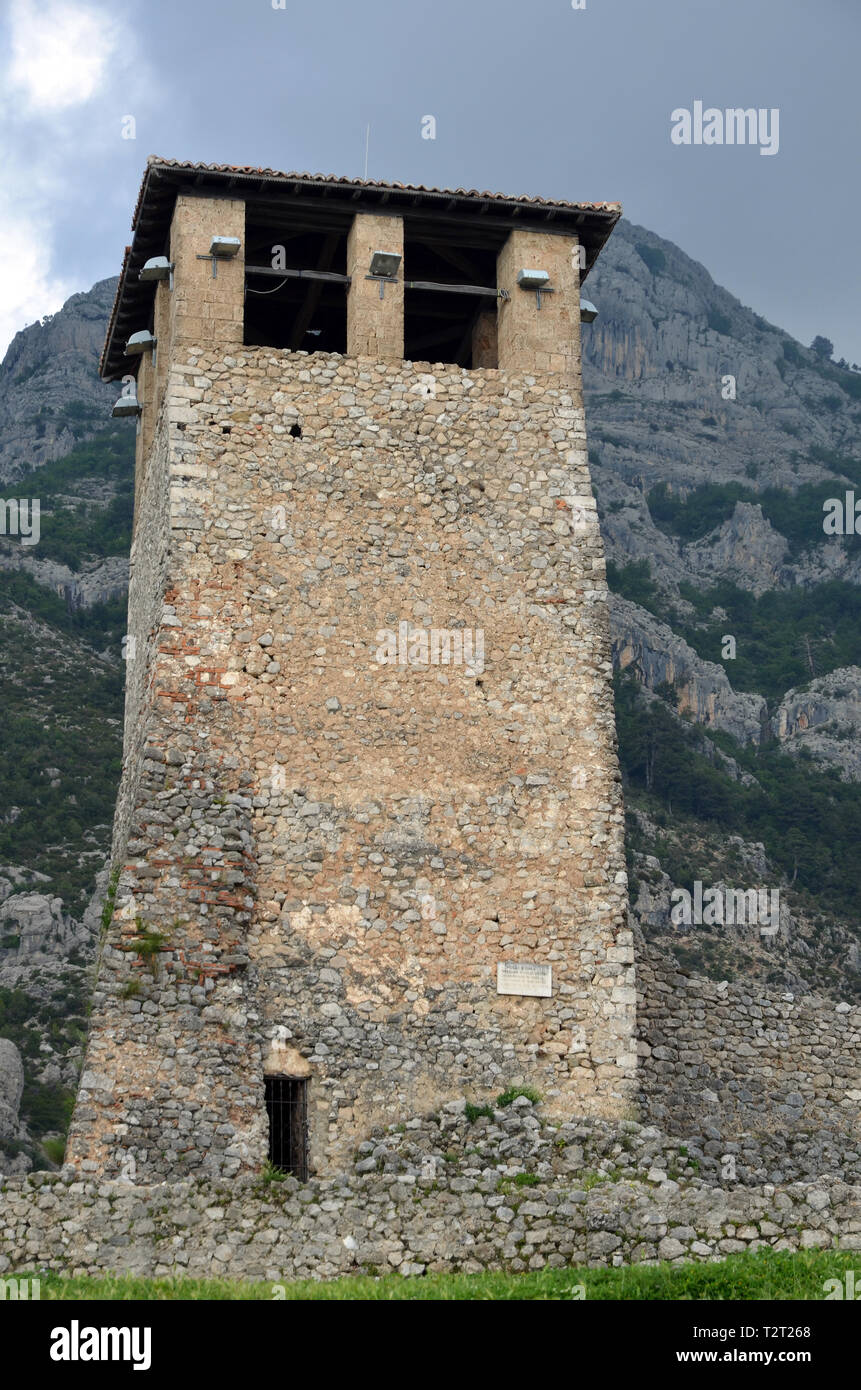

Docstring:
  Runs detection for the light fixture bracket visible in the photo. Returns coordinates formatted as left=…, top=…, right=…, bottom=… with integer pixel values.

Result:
left=366, top=249, right=402, bottom=298
left=197, top=236, right=241, bottom=279
left=516, top=268, right=553, bottom=309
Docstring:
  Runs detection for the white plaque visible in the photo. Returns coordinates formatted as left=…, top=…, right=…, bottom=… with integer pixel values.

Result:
left=496, top=962, right=552, bottom=998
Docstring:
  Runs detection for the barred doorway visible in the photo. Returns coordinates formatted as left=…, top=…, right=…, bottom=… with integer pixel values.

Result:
left=265, top=1076, right=308, bottom=1180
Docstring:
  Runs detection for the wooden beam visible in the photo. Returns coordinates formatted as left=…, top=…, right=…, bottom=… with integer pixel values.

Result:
left=245, top=207, right=352, bottom=237
left=242, top=190, right=595, bottom=238
left=404, top=279, right=499, bottom=297
left=246, top=265, right=350, bottom=283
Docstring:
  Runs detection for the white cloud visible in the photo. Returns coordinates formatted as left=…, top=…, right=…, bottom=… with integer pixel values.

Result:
left=8, top=0, right=120, bottom=113
left=0, top=2, right=153, bottom=359
left=0, top=202, right=76, bottom=356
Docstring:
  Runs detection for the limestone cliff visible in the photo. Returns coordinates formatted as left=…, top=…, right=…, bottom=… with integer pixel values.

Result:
left=0, top=278, right=118, bottom=487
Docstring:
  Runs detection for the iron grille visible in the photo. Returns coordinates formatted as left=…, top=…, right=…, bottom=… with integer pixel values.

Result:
left=265, top=1076, right=308, bottom=1180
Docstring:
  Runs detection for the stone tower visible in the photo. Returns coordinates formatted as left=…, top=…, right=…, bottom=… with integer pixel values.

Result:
left=66, top=158, right=635, bottom=1180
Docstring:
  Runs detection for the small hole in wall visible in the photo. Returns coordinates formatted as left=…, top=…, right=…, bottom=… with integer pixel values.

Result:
left=222, top=426, right=231, bottom=434
left=289, top=423, right=302, bottom=439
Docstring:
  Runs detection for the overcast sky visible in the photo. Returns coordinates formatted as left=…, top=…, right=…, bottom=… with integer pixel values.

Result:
left=1, top=0, right=858, bottom=364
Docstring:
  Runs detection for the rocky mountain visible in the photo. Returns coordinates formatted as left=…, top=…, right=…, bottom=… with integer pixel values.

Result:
left=584, top=219, right=861, bottom=999
left=0, top=281, right=128, bottom=1171
left=0, top=1038, right=25, bottom=1163
left=772, top=667, right=861, bottom=779
left=0, top=278, right=119, bottom=487
left=0, top=220, right=859, bottom=1170
left=583, top=221, right=860, bottom=498
left=612, top=594, right=767, bottom=744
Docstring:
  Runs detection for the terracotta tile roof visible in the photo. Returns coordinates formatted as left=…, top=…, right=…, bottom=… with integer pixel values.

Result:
left=128, top=156, right=622, bottom=231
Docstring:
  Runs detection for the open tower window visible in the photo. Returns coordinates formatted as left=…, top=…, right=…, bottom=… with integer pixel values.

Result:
left=403, top=232, right=500, bottom=368
left=265, top=1075, right=308, bottom=1179
left=245, top=221, right=349, bottom=352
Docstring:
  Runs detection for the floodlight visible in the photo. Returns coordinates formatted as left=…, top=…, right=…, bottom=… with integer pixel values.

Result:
left=125, top=330, right=157, bottom=355
left=580, top=299, right=598, bottom=323
left=209, top=236, right=241, bottom=258
left=112, top=391, right=141, bottom=417
left=369, top=250, right=401, bottom=278
left=516, top=268, right=550, bottom=290
left=139, top=256, right=173, bottom=282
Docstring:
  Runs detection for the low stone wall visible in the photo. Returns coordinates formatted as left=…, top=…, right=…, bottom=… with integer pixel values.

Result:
left=3, top=1103, right=860, bottom=1280
left=638, top=945, right=861, bottom=1138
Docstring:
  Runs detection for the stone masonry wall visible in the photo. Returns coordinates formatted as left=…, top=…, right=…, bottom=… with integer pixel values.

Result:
left=5, top=1104, right=861, bottom=1281
left=346, top=214, right=405, bottom=360
left=638, top=943, right=861, bottom=1138
left=66, top=346, right=634, bottom=1181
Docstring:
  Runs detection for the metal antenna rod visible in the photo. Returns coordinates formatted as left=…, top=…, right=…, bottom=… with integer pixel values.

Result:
left=363, top=124, right=370, bottom=180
